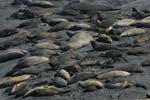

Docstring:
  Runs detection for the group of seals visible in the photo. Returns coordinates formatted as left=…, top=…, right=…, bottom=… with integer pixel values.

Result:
left=0, top=0, right=149, bottom=100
